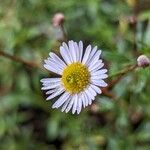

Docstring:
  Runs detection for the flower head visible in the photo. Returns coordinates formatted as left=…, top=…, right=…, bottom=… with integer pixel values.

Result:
left=41, top=40, right=108, bottom=114
left=52, top=13, right=65, bottom=27
left=137, top=55, right=150, bottom=68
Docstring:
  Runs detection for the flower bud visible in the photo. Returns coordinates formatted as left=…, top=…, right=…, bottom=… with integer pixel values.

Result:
left=137, top=55, right=150, bottom=68
left=90, top=104, right=99, bottom=113
left=52, top=13, right=65, bottom=27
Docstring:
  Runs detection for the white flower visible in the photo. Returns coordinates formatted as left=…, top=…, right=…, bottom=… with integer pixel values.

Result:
left=41, top=40, right=108, bottom=114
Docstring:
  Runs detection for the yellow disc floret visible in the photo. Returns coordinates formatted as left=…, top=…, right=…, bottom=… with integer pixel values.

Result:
left=61, top=62, right=90, bottom=93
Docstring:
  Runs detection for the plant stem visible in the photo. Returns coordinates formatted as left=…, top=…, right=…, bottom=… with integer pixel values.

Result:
left=108, top=64, right=137, bottom=78
left=0, top=50, right=41, bottom=69
left=107, top=64, right=137, bottom=89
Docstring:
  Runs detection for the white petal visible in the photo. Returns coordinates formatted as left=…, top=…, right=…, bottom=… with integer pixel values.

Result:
left=68, top=41, right=77, bottom=62
left=87, top=50, right=101, bottom=67
left=44, top=64, right=62, bottom=75
left=52, top=92, right=70, bottom=108
left=91, top=69, right=108, bottom=76
left=62, top=42, right=69, bottom=50
left=49, top=52, right=66, bottom=68
left=40, top=78, right=61, bottom=83
left=79, top=41, right=83, bottom=62
left=90, top=84, right=102, bottom=94
left=89, top=61, right=104, bottom=72
left=91, top=74, right=108, bottom=80
left=88, top=60, right=103, bottom=73
left=72, top=94, right=78, bottom=114
left=62, top=42, right=73, bottom=63
left=85, top=91, right=92, bottom=105
left=41, top=79, right=60, bottom=86
left=85, top=87, right=95, bottom=104
left=65, top=97, right=74, bottom=113
left=73, top=42, right=80, bottom=62
left=61, top=97, right=71, bottom=112
left=46, top=87, right=65, bottom=100
left=60, top=46, right=72, bottom=64
left=86, top=46, right=97, bottom=65
left=45, top=87, right=64, bottom=95
left=48, top=58, right=65, bottom=70
left=46, top=89, right=55, bottom=95
left=82, top=45, right=92, bottom=64
left=91, top=79, right=108, bottom=87
left=41, top=82, right=61, bottom=90
left=82, top=92, right=89, bottom=106
left=89, top=86, right=97, bottom=97
left=77, top=97, right=82, bottom=114
left=42, top=82, right=56, bottom=87
left=44, top=59, right=63, bottom=71
left=80, top=93, right=86, bottom=108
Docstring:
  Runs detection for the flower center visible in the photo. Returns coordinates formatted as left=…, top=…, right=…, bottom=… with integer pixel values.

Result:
left=61, top=62, right=90, bottom=93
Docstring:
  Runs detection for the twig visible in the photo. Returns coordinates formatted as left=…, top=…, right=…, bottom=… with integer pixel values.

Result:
left=101, top=88, right=116, bottom=99
left=0, top=50, right=41, bottom=69
left=107, top=64, right=137, bottom=90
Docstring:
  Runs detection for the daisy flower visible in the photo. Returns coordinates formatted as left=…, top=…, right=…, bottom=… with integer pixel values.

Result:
left=41, top=40, right=108, bottom=114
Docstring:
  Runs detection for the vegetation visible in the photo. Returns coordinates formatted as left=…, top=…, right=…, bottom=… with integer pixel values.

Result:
left=0, top=0, right=150, bottom=149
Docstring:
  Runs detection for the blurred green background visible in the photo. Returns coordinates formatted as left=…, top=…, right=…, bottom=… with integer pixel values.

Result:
left=0, top=0, right=150, bottom=150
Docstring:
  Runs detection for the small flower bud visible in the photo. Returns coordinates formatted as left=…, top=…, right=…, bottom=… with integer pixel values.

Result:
left=137, top=55, right=150, bottom=68
left=90, top=104, right=99, bottom=113
left=52, top=13, right=65, bottom=27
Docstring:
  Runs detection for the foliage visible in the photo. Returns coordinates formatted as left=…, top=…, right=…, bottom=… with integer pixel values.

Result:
left=0, top=0, right=150, bottom=149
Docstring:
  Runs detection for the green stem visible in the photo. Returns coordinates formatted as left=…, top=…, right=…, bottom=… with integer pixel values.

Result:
left=108, top=64, right=137, bottom=79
